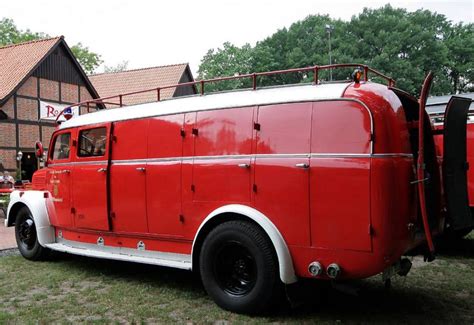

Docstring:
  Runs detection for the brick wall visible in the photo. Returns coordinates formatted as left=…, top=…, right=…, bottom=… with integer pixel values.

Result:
left=16, top=97, right=38, bottom=121
left=17, top=76, right=38, bottom=97
left=80, top=86, right=92, bottom=102
left=41, top=126, right=56, bottom=148
left=1, top=76, right=97, bottom=172
left=0, top=123, right=16, bottom=147
left=0, top=149, right=16, bottom=170
left=0, top=97, right=14, bottom=119
left=39, top=78, right=59, bottom=101
left=19, top=124, right=40, bottom=148
left=61, top=82, right=79, bottom=103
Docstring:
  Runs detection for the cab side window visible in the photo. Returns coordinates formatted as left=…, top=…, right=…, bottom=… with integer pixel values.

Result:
left=78, top=127, right=107, bottom=157
left=52, top=133, right=71, bottom=160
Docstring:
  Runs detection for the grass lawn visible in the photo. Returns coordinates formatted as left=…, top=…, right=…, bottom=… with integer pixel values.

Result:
left=0, top=233, right=473, bottom=323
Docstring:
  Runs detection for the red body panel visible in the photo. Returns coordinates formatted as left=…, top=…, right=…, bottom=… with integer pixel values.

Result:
left=147, top=114, right=184, bottom=236
left=467, top=123, right=474, bottom=207
left=37, top=82, right=441, bottom=281
left=434, top=122, right=474, bottom=208
left=110, top=119, right=149, bottom=233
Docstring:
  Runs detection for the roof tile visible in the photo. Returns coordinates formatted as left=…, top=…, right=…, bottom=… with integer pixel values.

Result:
left=89, top=63, right=191, bottom=106
left=0, top=37, right=62, bottom=103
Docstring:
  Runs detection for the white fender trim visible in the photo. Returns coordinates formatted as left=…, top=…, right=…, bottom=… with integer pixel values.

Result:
left=6, top=190, right=55, bottom=246
left=192, top=204, right=298, bottom=284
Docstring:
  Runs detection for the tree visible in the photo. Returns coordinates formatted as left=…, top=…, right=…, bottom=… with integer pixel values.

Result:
left=444, top=23, right=474, bottom=93
left=104, top=60, right=129, bottom=73
left=197, top=42, right=254, bottom=92
left=342, top=5, right=452, bottom=95
left=0, top=18, right=102, bottom=74
left=0, top=18, right=49, bottom=46
left=70, top=43, right=102, bottom=74
left=197, top=5, right=472, bottom=96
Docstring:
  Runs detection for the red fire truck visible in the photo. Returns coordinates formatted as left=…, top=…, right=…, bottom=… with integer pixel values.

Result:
left=5, top=64, right=471, bottom=313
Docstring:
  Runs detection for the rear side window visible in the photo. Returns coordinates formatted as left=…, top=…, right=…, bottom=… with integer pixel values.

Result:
left=51, top=133, right=71, bottom=160
left=78, top=127, right=107, bottom=157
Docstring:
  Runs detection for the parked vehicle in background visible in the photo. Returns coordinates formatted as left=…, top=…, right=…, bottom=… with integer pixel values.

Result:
left=5, top=64, right=472, bottom=314
left=0, top=172, right=14, bottom=216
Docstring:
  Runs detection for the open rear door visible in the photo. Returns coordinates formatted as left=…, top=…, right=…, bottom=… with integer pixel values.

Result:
left=417, top=72, right=436, bottom=260
left=443, top=96, right=473, bottom=231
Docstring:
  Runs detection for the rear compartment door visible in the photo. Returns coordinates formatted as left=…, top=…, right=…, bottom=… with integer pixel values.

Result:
left=417, top=72, right=436, bottom=257
left=443, top=96, right=473, bottom=230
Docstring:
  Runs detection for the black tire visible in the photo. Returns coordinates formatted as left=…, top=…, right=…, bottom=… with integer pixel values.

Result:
left=199, top=220, right=282, bottom=314
left=15, top=207, right=49, bottom=260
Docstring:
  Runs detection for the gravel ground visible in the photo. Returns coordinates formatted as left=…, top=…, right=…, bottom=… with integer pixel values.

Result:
left=0, top=248, right=19, bottom=257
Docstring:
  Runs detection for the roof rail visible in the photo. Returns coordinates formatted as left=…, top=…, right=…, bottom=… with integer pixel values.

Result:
left=56, top=63, right=395, bottom=122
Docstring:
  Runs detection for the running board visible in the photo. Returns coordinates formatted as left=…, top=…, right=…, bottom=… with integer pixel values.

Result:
left=45, top=239, right=192, bottom=270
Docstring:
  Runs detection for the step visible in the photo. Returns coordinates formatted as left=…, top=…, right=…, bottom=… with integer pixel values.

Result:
left=45, top=239, right=192, bottom=270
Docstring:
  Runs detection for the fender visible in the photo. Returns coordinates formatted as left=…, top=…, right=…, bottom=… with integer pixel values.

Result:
left=6, top=190, right=55, bottom=247
left=192, top=204, right=298, bottom=284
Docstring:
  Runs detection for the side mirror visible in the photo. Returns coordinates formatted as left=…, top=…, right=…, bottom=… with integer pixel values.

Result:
left=35, top=141, right=44, bottom=159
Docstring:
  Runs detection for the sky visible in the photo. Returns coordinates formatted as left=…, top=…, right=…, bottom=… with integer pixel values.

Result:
left=1, top=0, right=473, bottom=76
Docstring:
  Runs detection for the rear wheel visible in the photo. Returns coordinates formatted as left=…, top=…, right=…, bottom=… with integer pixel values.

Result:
left=15, top=207, right=49, bottom=260
left=199, top=220, right=282, bottom=314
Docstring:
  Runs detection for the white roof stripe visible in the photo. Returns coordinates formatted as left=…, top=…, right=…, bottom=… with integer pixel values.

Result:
left=60, top=83, right=350, bottom=129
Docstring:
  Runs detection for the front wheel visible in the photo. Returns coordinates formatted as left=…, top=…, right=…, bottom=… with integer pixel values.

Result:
left=199, top=220, right=282, bottom=314
left=15, top=207, right=49, bottom=260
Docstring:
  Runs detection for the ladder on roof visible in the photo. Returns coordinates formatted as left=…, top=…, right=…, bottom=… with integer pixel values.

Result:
left=56, top=63, right=395, bottom=122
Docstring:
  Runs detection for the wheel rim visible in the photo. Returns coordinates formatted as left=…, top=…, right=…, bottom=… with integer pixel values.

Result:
left=18, top=216, right=36, bottom=250
left=214, top=241, right=257, bottom=296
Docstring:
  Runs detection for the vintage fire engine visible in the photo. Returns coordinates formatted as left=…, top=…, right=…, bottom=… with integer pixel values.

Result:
left=5, top=64, right=471, bottom=313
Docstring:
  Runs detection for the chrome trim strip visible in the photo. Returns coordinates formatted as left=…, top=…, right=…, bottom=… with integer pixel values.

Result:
left=254, top=153, right=310, bottom=159
left=49, top=160, right=108, bottom=167
left=371, top=153, right=413, bottom=158
left=192, top=154, right=254, bottom=160
left=310, top=153, right=370, bottom=158
left=49, top=152, right=413, bottom=167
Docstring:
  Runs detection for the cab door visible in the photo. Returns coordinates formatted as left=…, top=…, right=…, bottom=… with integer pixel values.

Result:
left=46, top=130, right=75, bottom=227
left=71, top=124, right=110, bottom=231
left=110, top=119, right=149, bottom=233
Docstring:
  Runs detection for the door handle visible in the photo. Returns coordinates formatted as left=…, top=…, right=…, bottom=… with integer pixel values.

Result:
left=61, top=169, right=71, bottom=174
left=97, top=167, right=107, bottom=173
left=237, top=163, right=250, bottom=169
left=136, top=167, right=146, bottom=172
left=295, top=163, right=309, bottom=169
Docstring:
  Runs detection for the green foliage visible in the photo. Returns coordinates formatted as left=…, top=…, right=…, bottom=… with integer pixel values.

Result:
left=0, top=18, right=102, bottom=74
left=198, top=5, right=473, bottom=96
left=0, top=18, right=48, bottom=46
left=70, top=43, right=103, bottom=74
left=197, top=42, right=254, bottom=92
left=444, top=23, right=474, bottom=93
left=104, top=60, right=129, bottom=73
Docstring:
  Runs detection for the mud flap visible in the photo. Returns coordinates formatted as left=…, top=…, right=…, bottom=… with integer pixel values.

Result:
left=443, top=96, right=473, bottom=231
